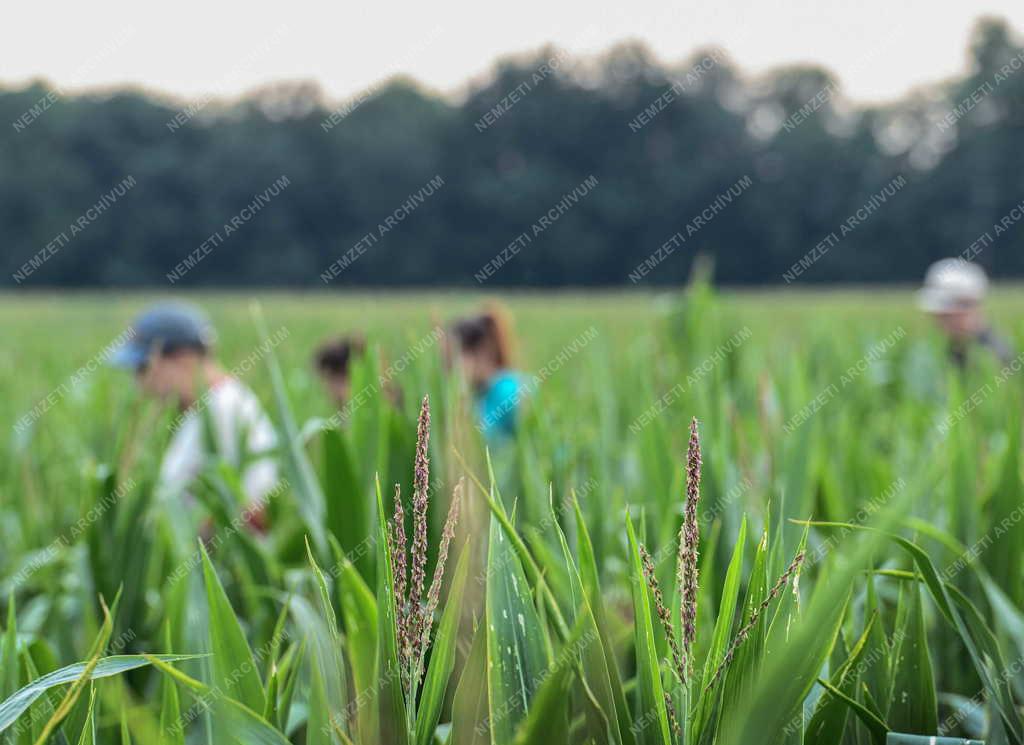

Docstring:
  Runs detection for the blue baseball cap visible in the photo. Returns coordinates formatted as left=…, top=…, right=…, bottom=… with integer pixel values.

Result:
left=109, top=302, right=217, bottom=370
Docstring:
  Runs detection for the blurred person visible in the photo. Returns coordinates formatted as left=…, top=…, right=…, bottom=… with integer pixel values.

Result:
left=314, top=333, right=403, bottom=413
left=109, top=302, right=279, bottom=531
left=314, top=334, right=367, bottom=408
left=448, top=304, right=525, bottom=439
left=918, top=259, right=1014, bottom=369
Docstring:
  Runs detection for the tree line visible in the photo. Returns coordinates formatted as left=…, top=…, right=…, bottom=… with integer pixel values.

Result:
left=2, top=18, right=1023, bottom=287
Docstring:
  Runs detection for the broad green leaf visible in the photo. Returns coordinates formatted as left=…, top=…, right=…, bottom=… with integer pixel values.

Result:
left=335, top=547, right=378, bottom=741
left=449, top=622, right=489, bottom=745
left=160, top=667, right=185, bottom=745
left=805, top=521, right=1023, bottom=741
left=458, top=451, right=569, bottom=642
left=573, top=497, right=635, bottom=745
left=512, top=615, right=594, bottom=745
left=262, top=598, right=291, bottom=725
left=323, top=430, right=372, bottom=580
left=861, top=574, right=892, bottom=711
left=305, top=539, right=349, bottom=738
left=985, top=412, right=1023, bottom=606
left=485, top=512, right=551, bottom=744
left=200, top=544, right=266, bottom=712
left=813, top=678, right=888, bottom=743
left=553, top=504, right=622, bottom=745
left=414, top=543, right=469, bottom=745
left=307, top=654, right=333, bottom=745
left=74, top=687, right=96, bottom=745
left=2, top=594, right=17, bottom=699
left=719, top=547, right=850, bottom=745
left=0, top=655, right=194, bottom=735
left=624, top=515, right=671, bottom=745
left=888, top=583, right=937, bottom=734
left=721, top=525, right=771, bottom=716
left=276, top=641, right=304, bottom=734
left=373, top=476, right=409, bottom=745
left=30, top=597, right=119, bottom=745
left=159, top=627, right=186, bottom=745
left=142, top=655, right=291, bottom=745
left=120, top=702, right=131, bottom=745
left=804, top=614, right=885, bottom=745
left=692, top=515, right=747, bottom=741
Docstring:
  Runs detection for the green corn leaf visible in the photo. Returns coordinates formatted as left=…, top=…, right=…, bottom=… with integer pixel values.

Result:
left=888, top=583, right=937, bottom=735
left=140, top=655, right=291, bottom=745
left=31, top=596, right=117, bottom=745
left=718, top=543, right=851, bottom=745
left=159, top=627, right=185, bottom=745
left=861, top=575, right=893, bottom=711
left=943, top=582, right=1023, bottom=743
left=20, top=646, right=49, bottom=745
left=457, top=449, right=569, bottom=642
left=322, top=430, right=372, bottom=581
left=262, top=599, right=291, bottom=725
left=803, top=521, right=1023, bottom=742
left=74, top=687, right=96, bottom=745
left=2, top=593, right=17, bottom=700
left=305, top=538, right=350, bottom=737
left=552, top=504, right=623, bottom=745
left=119, top=702, right=131, bottom=745
left=414, top=543, right=470, bottom=745
left=572, top=496, right=635, bottom=745
left=449, top=622, right=489, bottom=745
left=336, top=552, right=378, bottom=695
left=306, top=654, right=333, bottom=745
left=721, top=524, right=771, bottom=716
left=373, top=475, right=409, bottom=745
left=512, top=614, right=594, bottom=745
left=199, top=544, right=266, bottom=713
left=985, top=410, right=1023, bottom=606
left=335, top=547, right=378, bottom=741
left=159, top=666, right=185, bottom=745
left=813, top=678, right=888, bottom=743
left=804, top=614, right=886, bottom=745
left=704, top=516, right=748, bottom=678
left=624, top=514, right=671, bottom=745
left=485, top=511, right=551, bottom=744
left=0, top=655, right=195, bottom=735
left=276, top=640, right=304, bottom=734
left=692, top=514, right=747, bottom=741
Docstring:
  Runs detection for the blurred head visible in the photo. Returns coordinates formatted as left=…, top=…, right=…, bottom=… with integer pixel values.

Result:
left=314, top=335, right=366, bottom=407
left=918, top=259, right=989, bottom=341
left=448, top=305, right=514, bottom=389
left=136, top=346, right=210, bottom=401
left=109, top=303, right=217, bottom=404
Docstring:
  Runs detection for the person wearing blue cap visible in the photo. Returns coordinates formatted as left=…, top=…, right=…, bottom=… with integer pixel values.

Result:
left=110, top=302, right=279, bottom=531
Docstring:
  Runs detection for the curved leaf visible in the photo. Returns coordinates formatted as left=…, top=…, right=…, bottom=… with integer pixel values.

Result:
left=0, top=655, right=195, bottom=734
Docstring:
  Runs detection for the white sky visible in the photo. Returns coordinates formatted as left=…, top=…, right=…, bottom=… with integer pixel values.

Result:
left=3, top=0, right=1023, bottom=105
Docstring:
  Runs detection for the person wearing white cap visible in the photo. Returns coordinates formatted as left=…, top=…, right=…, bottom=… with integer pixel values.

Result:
left=918, top=258, right=1013, bottom=368
left=109, top=302, right=280, bottom=533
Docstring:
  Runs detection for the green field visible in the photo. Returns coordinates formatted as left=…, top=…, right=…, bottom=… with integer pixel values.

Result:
left=2, top=286, right=1024, bottom=745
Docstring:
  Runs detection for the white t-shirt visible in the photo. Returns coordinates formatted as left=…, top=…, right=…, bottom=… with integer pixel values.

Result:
left=158, top=378, right=279, bottom=507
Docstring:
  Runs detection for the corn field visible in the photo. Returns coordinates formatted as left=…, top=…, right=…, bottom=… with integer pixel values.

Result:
left=2, top=285, right=1024, bottom=744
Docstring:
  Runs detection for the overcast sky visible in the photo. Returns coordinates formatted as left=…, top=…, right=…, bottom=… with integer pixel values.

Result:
left=3, top=0, right=1023, bottom=105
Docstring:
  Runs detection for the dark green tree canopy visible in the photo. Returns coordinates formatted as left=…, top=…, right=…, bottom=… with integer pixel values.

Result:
left=3, top=18, right=1022, bottom=287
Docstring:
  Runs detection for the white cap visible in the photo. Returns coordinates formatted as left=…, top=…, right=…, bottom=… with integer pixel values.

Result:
left=918, top=258, right=989, bottom=312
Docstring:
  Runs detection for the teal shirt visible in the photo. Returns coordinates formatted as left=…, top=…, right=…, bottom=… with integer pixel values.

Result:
left=477, top=370, right=525, bottom=439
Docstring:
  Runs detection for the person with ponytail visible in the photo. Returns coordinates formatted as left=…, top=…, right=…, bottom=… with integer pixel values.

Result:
left=448, top=304, right=526, bottom=440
